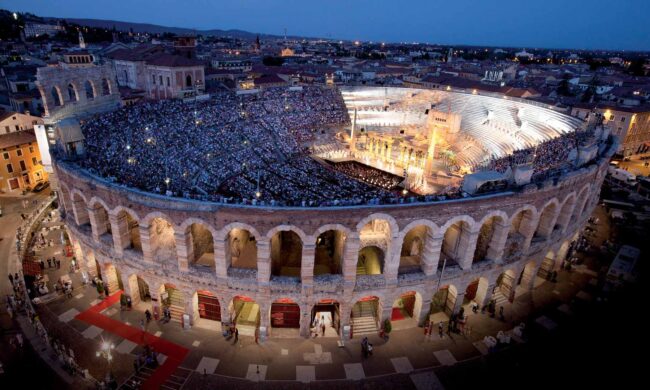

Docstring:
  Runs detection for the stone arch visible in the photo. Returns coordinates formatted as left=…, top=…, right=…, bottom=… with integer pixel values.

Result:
left=357, top=245, right=385, bottom=275
left=356, top=213, right=399, bottom=236
left=101, top=78, right=111, bottom=95
left=473, top=211, right=508, bottom=263
left=534, top=199, right=560, bottom=239
left=70, top=189, right=90, bottom=226
left=194, top=290, right=222, bottom=325
left=88, top=196, right=112, bottom=244
left=399, top=222, right=437, bottom=274
left=496, top=269, right=517, bottom=303
left=186, top=74, right=193, bottom=88
left=351, top=295, right=380, bottom=337
left=217, top=222, right=262, bottom=241
left=101, top=262, right=122, bottom=295
left=182, top=220, right=216, bottom=269
left=50, top=86, right=63, bottom=107
left=431, top=284, right=458, bottom=317
left=537, top=251, right=556, bottom=280
left=390, top=290, right=423, bottom=327
left=572, top=184, right=591, bottom=223
left=84, top=80, right=95, bottom=100
left=229, top=295, right=260, bottom=336
left=439, top=216, right=475, bottom=270
left=557, top=193, right=577, bottom=231
left=314, top=228, right=346, bottom=276
left=146, top=216, right=177, bottom=264
left=465, top=276, right=490, bottom=309
left=270, top=298, right=301, bottom=330
left=518, top=260, right=539, bottom=294
left=225, top=226, right=258, bottom=270
left=268, top=226, right=304, bottom=278
left=504, top=206, right=537, bottom=260
left=67, top=83, right=78, bottom=102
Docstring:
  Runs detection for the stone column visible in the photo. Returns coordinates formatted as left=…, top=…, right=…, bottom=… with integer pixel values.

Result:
left=259, top=302, right=271, bottom=335
left=520, top=213, right=538, bottom=254
left=121, top=273, right=141, bottom=306
left=342, top=234, right=360, bottom=292
left=139, top=224, right=154, bottom=264
left=457, top=227, right=479, bottom=270
left=379, top=302, right=391, bottom=329
left=339, top=302, right=351, bottom=328
left=299, top=303, right=311, bottom=338
left=175, top=231, right=190, bottom=272
left=88, top=206, right=109, bottom=243
left=452, top=292, right=465, bottom=314
left=536, top=211, right=555, bottom=239
left=150, top=283, right=162, bottom=319
left=220, top=298, right=231, bottom=326
left=383, top=237, right=400, bottom=287
left=423, top=232, right=443, bottom=276
left=184, top=291, right=197, bottom=326
left=487, top=220, right=509, bottom=263
left=418, top=298, right=432, bottom=326
left=109, top=213, right=129, bottom=257
left=257, top=239, right=271, bottom=286
left=301, top=243, right=316, bottom=295
left=214, top=238, right=228, bottom=280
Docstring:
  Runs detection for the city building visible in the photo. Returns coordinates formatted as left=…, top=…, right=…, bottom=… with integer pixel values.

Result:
left=0, top=129, right=48, bottom=192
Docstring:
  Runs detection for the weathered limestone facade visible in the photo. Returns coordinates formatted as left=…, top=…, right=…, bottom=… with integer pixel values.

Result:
left=56, top=136, right=613, bottom=337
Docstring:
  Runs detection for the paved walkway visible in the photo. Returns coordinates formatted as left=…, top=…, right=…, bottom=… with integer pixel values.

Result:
left=25, top=207, right=612, bottom=388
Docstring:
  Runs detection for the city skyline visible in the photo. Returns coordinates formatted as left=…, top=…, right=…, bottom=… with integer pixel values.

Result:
left=4, top=0, right=650, bottom=51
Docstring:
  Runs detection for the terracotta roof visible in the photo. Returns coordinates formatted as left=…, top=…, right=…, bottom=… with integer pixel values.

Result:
left=0, top=129, right=36, bottom=149
left=253, top=74, right=287, bottom=86
left=145, top=53, right=204, bottom=68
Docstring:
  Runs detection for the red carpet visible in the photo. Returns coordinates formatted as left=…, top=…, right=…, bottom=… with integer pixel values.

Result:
left=391, top=307, right=406, bottom=321
left=75, top=291, right=189, bottom=390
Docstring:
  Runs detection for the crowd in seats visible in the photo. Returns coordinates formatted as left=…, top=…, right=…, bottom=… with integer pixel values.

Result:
left=333, top=161, right=403, bottom=190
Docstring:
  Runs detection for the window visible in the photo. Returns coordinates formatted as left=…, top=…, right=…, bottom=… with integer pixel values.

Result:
left=621, top=117, right=626, bottom=122
left=4, top=126, right=8, bottom=133
left=32, top=157, right=38, bottom=165
left=29, top=146, right=34, bottom=153
left=19, top=160, right=26, bottom=171
left=15, top=125, right=20, bottom=131
left=6, top=163, right=13, bottom=173
left=16, top=149, right=22, bottom=157
left=2, top=152, right=9, bottom=160
left=159, top=75, right=163, bottom=85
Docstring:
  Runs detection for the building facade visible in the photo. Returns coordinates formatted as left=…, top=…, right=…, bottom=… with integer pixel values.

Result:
left=0, top=130, right=48, bottom=192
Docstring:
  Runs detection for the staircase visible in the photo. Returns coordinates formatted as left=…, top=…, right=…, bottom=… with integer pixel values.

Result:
left=166, top=289, right=185, bottom=323
left=356, top=261, right=367, bottom=276
left=351, top=301, right=377, bottom=337
left=492, top=290, right=509, bottom=307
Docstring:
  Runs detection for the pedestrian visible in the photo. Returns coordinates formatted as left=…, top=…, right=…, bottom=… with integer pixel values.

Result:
left=499, top=306, right=505, bottom=321
left=56, top=258, right=61, bottom=269
left=47, top=258, right=52, bottom=268
left=438, top=321, right=444, bottom=339
left=321, top=322, right=326, bottom=336
left=8, top=274, right=13, bottom=286
left=234, top=327, right=239, bottom=343
left=145, top=309, right=152, bottom=323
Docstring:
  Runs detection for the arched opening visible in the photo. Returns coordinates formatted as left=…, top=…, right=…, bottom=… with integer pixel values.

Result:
left=538, top=251, right=556, bottom=280
left=186, top=223, right=214, bottom=270
left=430, top=285, right=457, bottom=321
left=557, top=241, right=570, bottom=266
left=439, top=220, right=471, bottom=269
left=230, top=296, right=260, bottom=337
left=59, top=186, right=72, bottom=216
left=186, top=74, right=192, bottom=88
left=194, top=290, right=221, bottom=330
left=67, top=83, right=78, bottom=102
left=357, top=246, right=384, bottom=275
left=101, top=78, right=111, bottom=95
left=71, top=192, right=89, bottom=227
left=148, top=217, right=177, bottom=264
left=465, top=277, right=489, bottom=309
left=160, top=283, right=184, bottom=323
left=504, top=209, right=535, bottom=260
left=473, top=216, right=505, bottom=263
left=399, top=226, right=430, bottom=274
left=391, top=291, right=422, bottom=329
left=84, top=80, right=94, bottom=100
left=84, top=250, right=98, bottom=279
left=102, top=263, right=122, bottom=296
left=50, top=86, right=62, bottom=107
left=90, top=203, right=112, bottom=245
left=534, top=203, right=558, bottom=240
left=495, top=270, right=516, bottom=303
left=557, top=196, right=576, bottom=231
left=314, top=230, right=345, bottom=276
left=116, top=210, right=141, bottom=253
left=226, top=228, right=257, bottom=270
left=270, top=230, right=302, bottom=278
left=311, top=299, right=340, bottom=337
left=571, top=189, right=589, bottom=224
left=517, top=260, right=539, bottom=296
left=351, top=296, right=379, bottom=337
left=270, top=298, right=300, bottom=335
left=126, top=275, right=150, bottom=307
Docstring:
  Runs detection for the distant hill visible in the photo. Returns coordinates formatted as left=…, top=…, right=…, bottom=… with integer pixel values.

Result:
left=43, top=16, right=282, bottom=39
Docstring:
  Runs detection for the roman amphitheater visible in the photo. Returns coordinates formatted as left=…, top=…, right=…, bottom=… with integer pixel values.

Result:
left=47, top=84, right=615, bottom=339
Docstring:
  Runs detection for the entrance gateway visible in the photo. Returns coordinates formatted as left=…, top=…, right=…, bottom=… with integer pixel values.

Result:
left=311, top=299, right=340, bottom=336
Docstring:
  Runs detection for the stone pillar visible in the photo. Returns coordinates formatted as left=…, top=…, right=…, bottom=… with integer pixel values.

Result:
left=220, top=298, right=231, bottom=326
left=150, top=283, right=162, bottom=318
left=257, top=239, right=271, bottom=286
left=418, top=298, right=432, bottom=326
left=536, top=210, right=555, bottom=239
left=457, top=228, right=479, bottom=270
left=121, top=273, right=141, bottom=306
left=423, top=232, right=443, bottom=275
left=175, top=231, right=190, bottom=272
left=383, top=237, right=400, bottom=287
left=72, top=198, right=89, bottom=226
left=480, top=284, right=496, bottom=308
left=342, top=234, right=360, bottom=292
left=520, top=214, right=537, bottom=254
left=139, top=224, right=154, bottom=264
left=259, top=302, right=270, bottom=334
left=380, top=302, right=391, bottom=328
left=88, top=206, right=109, bottom=243
left=299, top=303, right=311, bottom=338
left=301, top=243, right=315, bottom=294
left=185, top=291, right=197, bottom=325
left=109, top=213, right=129, bottom=257
left=339, top=302, right=351, bottom=328
left=487, top=220, right=509, bottom=263
left=214, top=238, right=228, bottom=280
left=452, top=292, right=465, bottom=314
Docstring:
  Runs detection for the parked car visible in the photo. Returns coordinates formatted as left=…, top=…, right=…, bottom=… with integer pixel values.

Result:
left=32, top=182, right=50, bottom=192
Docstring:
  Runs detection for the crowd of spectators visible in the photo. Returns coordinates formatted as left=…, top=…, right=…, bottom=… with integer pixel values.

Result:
left=333, top=161, right=403, bottom=190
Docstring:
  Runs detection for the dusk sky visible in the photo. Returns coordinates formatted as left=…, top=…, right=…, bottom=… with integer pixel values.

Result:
left=4, top=0, right=650, bottom=51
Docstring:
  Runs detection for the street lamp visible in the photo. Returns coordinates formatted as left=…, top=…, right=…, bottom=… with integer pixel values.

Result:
left=96, top=339, right=116, bottom=388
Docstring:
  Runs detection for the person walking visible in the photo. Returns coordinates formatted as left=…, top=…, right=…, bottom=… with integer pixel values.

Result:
left=8, top=274, right=13, bottom=286
left=56, top=258, right=61, bottom=269
left=321, top=322, right=326, bottom=337
left=234, top=327, right=239, bottom=343
left=47, top=258, right=52, bottom=268
left=39, top=260, right=45, bottom=270
left=438, top=321, right=444, bottom=339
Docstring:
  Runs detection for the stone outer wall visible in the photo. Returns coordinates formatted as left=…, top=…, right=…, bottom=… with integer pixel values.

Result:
left=55, top=148, right=611, bottom=337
